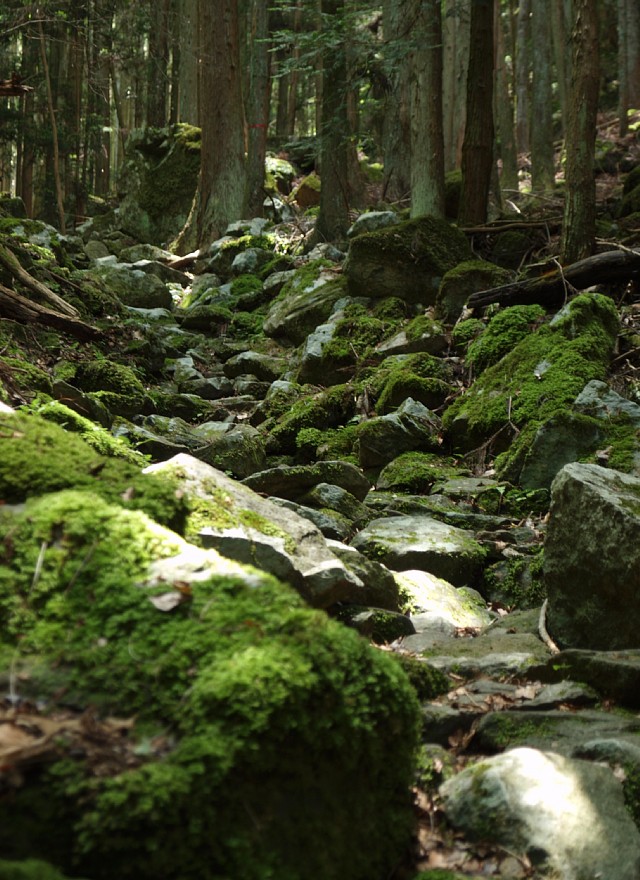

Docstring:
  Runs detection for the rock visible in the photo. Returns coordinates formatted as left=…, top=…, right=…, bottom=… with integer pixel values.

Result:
left=191, top=424, right=267, bottom=478
left=0, top=488, right=420, bottom=880
left=356, top=398, right=441, bottom=468
left=395, top=570, right=493, bottom=628
left=440, top=748, right=640, bottom=880
left=347, top=211, right=399, bottom=238
left=350, top=514, right=486, bottom=587
left=242, top=460, right=371, bottom=501
left=298, top=482, right=371, bottom=524
left=130, top=258, right=191, bottom=287
left=337, top=606, right=416, bottom=643
left=528, top=648, right=640, bottom=709
left=93, top=258, right=173, bottom=309
left=436, top=259, right=512, bottom=323
left=297, top=314, right=345, bottom=385
left=263, top=266, right=346, bottom=344
left=517, top=411, right=605, bottom=489
left=293, top=171, right=321, bottom=208
left=344, top=215, right=471, bottom=303
left=83, top=239, right=110, bottom=260
left=223, top=351, right=287, bottom=382
left=231, top=247, right=272, bottom=275
left=146, top=454, right=365, bottom=607
left=574, top=378, right=640, bottom=425
left=443, top=294, right=619, bottom=464
left=271, top=498, right=353, bottom=541
left=326, top=540, right=400, bottom=610
left=544, top=462, right=640, bottom=650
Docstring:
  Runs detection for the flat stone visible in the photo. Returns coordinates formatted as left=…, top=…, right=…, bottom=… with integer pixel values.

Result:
left=242, top=461, right=371, bottom=502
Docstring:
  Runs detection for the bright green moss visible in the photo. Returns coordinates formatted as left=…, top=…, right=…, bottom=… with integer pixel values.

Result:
left=0, top=356, right=52, bottom=398
left=443, top=294, right=619, bottom=455
left=370, top=351, right=449, bottom=415
left=265, top=384, right=356, bottom=455
left=467, top=304, right=546, bottom=374
left=0, top=491, right=421, bottom=880
left=376, top=452, right=465, bottom=493
left=0, top=411, right=187, bottom=530
left=74, top=359, right=146, bottom=405
left=230, top=273, right=262, bottom=296
left=450, top=317, right=485, bottom=352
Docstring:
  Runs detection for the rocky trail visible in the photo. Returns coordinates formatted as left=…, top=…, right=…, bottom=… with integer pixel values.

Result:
left=3, top=142, right=640, bottom=879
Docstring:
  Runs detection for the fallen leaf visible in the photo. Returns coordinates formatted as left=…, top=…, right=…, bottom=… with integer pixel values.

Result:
left=149, top=591, right=190, bottom=612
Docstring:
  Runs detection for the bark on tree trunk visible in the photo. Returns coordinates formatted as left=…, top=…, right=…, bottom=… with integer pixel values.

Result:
left=515, top=0, right=530, bottom=154
left=561, top=0, right=599, bottom=263
left=530, top=0, right=556, bottom=194
left=245, top=0, right=271, bottom=217
left=459, top=0, right=494, bottom=226
left=410, top=0, right=445, bottom=218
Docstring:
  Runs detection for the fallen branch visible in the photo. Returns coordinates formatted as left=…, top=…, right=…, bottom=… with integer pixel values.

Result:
left=0, top=283, right=101, bottom=341
left=0, top=244, right=79, bottom=317
left=467, top=248, right=640, bottom=310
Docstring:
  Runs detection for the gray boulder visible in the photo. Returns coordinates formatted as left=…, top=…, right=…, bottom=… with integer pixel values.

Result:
left=356, top=398, right=441, bottom=468
left=263, top=272, right=347, bottom=344
left=440, top=748, right=640, bottom=880
left=350, top=515, right=486, bottom=587
left=347, top=211, right=399, bottom=238
left=93, top=258, right=173, bottom=309
left=545, top=462, right=640, bottom=650
left=145, top=454, right=363, bottom=607
left=242, top=460, right=371, bottom=501
left=223, top=351, right=287, bottom=382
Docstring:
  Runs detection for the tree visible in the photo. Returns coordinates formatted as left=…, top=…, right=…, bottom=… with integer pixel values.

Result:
left=245, top=0, right=271, bottom=217
left=314, top=0, right=350, bottom=242
left=442, top=0, right=470, bottom=171
left=380, top=0, right=411, bottom=202
left=514, top=0, right=530, bottom=154
left=459, top=0, right=494, bottom=225
left=561, top=0, right=599, bottom=263
left=179, top=0, right=246, bottom=251
left=410, top=0, right=445, bottom=218
left=530, top=0, right=555, bottom=193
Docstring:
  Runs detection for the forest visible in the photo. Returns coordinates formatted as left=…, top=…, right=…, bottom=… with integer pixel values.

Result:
left=2, top=2, right=640, bottom=880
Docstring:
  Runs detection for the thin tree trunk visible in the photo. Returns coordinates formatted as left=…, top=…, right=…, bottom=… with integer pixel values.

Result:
left=381, top=0, right=411, bottom=201
left=530, top=0, right=555, bottom=193
left=37, top=17, right=66, bottom=233
left=459, top=0, right=494, bottom=225
left=442, top=0, right=470, bottom=171
left=515, top=0, right=530, bottom=154
left=147, top=0, right=171, bottom=127
left=410, top=0, right=445, bottom=217
left=495, top=0, right=518, bottom=191
left=619, top=0, right=630, bottom=136
left=245, top=0, right=271, bottom=216
left=561, top=0, right=599, bottom=263
left=551, top=0, right=569, bottom=134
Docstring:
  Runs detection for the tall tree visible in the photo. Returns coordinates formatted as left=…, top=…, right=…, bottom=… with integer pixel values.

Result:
left=314, top=0, right=349, bottom=242
left=245, top=0, right=271, bottom=217
left=179, top=0, right=246, bottom=250
left=147, top=0, right=171, bottom=127
left=561, top=0, right=599, bottom=263
left=494, top=0, right=518, bottom=192
left=514, top=0, right=530, bottom=154
left=618, top=0, right=640, bottom=136
left=459, top=0, right=494, bottom=225
left=442, top=0, right=470, bottom=171
left=381, top=0, right=411, bottom=201
left=530, top=0, right=555, bottom=193
left=410, top=0, right=445, bottom=217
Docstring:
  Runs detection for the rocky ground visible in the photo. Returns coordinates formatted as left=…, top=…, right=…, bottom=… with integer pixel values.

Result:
left=2, top=138, right=640, bottom=879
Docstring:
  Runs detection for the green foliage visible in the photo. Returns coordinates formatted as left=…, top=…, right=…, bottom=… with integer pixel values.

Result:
left=265, top=384, right=357, bottom=455
left=377, top=452, right=464, bottom=494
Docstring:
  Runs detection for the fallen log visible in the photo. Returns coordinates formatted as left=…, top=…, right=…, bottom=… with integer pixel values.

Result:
left=0, top=244, right=79, bottom=317
left=0, top=283, right=102, bottom=341
left=466, top=248, right=640, bottom=310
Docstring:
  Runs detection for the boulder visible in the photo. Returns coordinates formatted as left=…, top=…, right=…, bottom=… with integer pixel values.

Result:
left=344, top=215, right=471, bottom=303
left=395, top=570, right=493, bottom=629
left=223, top=351, right=287, bottom=382
left=146, top=454, right=366, bottom=607
left=346, top=211, right=399, bottom=238
left=350, top=514, right=486, bottom=587
left=242, top=460, right=371, bottom=501
left=0, top=489, right=420, bottom=880
left=544, top=462, right=640, bottom=649
left=436, top=259, right=512, bottom=323
left=356, top=398, right=441, bottom=468
left=440, top=748, right=640, bottom=880
left=263, top=266, right=347, bottom=344
left=93, top=258, right=173, bottom=309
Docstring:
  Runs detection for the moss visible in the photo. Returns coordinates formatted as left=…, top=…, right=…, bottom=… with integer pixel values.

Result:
left=0, top=410, right=187, bottom=531
left=376, top=452, right=465, bottom=493
left=450, top=317, right=485, bottom=353
left=321, top=315, right=388, bottom=369
left=467, top=304, right=546, bottom=374
left=390, top=653, right=450, bottom=700
left=482, top=547, right=546, bottom=610
left=405, top=314, right=444, bottom=342
left=0, top=860, right=83, bottom=880
left=371, top=351, right=449, bottom=415
left=229, top=273, right=262, bottom=297
left=0, top=356, right=52, bottom=398
left=436, top=260, right=512, bottom=323
left=295, top=424, right=359, bottom=464
left=185, top=492, right=296, bottom=554
left=26, top=399, right=144, bottom=464
left=265, top=384, right=357, bottom=456
left=372, top=297, right=409, bottom=321
left=74, top=359, right=147, bottom=409
left=0, top=492, right=421, bottom=880
left=443, top=294, right=619, bottom=455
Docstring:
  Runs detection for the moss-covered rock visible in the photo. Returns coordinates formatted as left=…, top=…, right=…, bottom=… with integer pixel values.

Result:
left=263, top=260, right=345, bottom=344
left=0, top=410, right=187, bottom=530
left=466, top=304, right=546, bottom=374
left=344, top=216, right=471, bottom=304
left=116, top=124, right=201, bottom=245
left=376, top=452, right=468, bottom=494
left=436, top=260, right=512, bottom=323
left=264, top=384, right=357, bottom=456
left=73, top=358, right=149, bottom=416
left=442, top=294, right=619, bottom=466
left=370, top=351, right=451, bottom=415
left=0, top=490, right=421, bottom=880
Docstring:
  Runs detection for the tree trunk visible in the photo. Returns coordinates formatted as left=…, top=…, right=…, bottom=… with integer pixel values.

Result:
left=381, top=0, right=411, bottom=202
left=442, top=0, right=470, bottom=171
left=178, top=0, right=199, bottom=124
left=515, top=0, right=530, bottom=154
left=314, top=0, right=350, bottom=242
left=530, top=0, right=555, bottom=193
left=147, top=0, right=171, bottom=127
left=37, top=16, right=66, bottom=233
left=190, top=0, right=246, bottom=248
left=245, top=0, right=271, bottom=217
left=561, top=0, right=599, bottom=263
left=551, top=0, right=569, bottom=134
left=494, top=0, right=518, bottom=192
left=410, top=0, right=445, bottom=218
left=459, top=0, right=494, bottom=226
